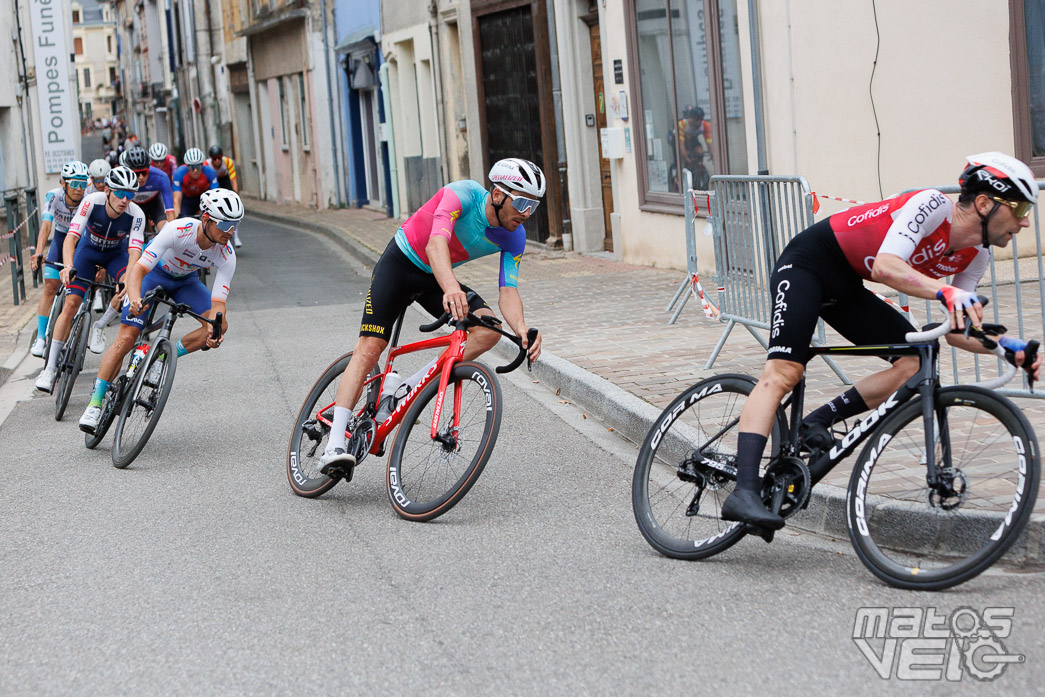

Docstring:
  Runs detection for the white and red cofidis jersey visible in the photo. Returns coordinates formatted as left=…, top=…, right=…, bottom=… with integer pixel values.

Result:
left=67, top=191, right=146, bottom=253
left=138, top=218, right=236, bottom=302
left=830, top=189, right=989, bottom=292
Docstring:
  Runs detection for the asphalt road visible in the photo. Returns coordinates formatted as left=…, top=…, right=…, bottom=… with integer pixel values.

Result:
left=1, top=217, right=1042, bottom=695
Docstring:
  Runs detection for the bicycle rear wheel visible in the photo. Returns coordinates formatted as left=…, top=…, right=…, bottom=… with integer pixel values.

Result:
left=386, top=361, right=501, bottom=521
left=112, top=339, right=177, bottom=468
left=286, top=352, right=380, bottom=498
left=54, top=311, right=89, bottom=421
left=85, top=375, right=127, bottom=449
left=632, top=374, right=784, bottom=560
left=847, top=386, right=1040, bottom=590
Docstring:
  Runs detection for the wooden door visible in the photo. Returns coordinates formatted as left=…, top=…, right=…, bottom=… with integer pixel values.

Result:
left=589, top=22, right=614, bottom=252
left=477, top=6, right=549, bottom=243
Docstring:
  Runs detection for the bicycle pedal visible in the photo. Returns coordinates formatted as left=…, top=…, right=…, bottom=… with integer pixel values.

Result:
left=323, top=463, right=354, bottom=483
left=744, top=523, right=777, bottom=543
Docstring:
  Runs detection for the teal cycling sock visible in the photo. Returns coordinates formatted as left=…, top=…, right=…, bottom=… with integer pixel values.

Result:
left=37, top=314, right=48, bottom=339
left=89, top=378, right=111, bottom=408
left=176, top=340, right=188, bottom=357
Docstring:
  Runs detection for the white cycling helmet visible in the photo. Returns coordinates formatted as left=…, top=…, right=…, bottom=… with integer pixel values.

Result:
left=105, top=166, right=140, bottom=192
left=60, top=160, right=89, bottom=181
left=489, top=158, right=546, bottom=198
left=200, top=188, right=244, bottom=221
left=88, top=159, right=111, bottom=180
left=148, top=142, right=168, bottom=161
left=183, top=147, right=205, bottom=166
left=959, top=152, right=1038, bottom=205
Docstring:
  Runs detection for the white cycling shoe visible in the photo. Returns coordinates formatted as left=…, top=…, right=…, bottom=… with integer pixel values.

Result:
left=88, top=326, right=106, bottom=354
left=319, top=445, right=357, bottom=476
left=79, top=405, right=102, bottom=432
left=30, top=337, right=46, bottom=358
left=92, top=294, right=105, bottom=313
left=35, top=368, right=56, bottom=393
left=233, top=231, right=243, bottom=249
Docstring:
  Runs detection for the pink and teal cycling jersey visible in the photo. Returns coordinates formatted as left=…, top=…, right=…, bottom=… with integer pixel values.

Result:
left=394, top=180, right=526, bottom=288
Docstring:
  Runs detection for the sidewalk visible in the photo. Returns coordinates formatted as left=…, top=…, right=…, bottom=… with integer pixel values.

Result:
left=0, top=263, right=44, bottom=386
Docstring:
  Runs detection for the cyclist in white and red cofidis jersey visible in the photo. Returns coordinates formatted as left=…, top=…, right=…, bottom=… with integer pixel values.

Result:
left=720, top=152, right=1042, bottom=531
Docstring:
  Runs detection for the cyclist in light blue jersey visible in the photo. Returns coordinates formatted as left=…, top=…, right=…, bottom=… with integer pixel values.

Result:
left=318, top=158, right=547, bottom=472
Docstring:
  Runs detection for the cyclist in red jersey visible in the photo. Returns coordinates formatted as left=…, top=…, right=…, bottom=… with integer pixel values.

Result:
left=719, top=153, right=1042, bottom=530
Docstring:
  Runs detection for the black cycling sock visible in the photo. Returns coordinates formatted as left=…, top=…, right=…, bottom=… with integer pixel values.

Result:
left=804, top=387, right=868, bottom=429
left=734, top=432, right=768, bottom=493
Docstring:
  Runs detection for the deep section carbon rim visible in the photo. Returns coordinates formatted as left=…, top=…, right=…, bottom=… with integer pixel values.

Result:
left=847, top=387, right=1040, bottom=590
left=286, top=352, right=379, bottom=498
left=632, top=375, right=783, bottom=560
left=112, top=339, right=176, bottom=468
left=386, top=362, right=501, bottom=521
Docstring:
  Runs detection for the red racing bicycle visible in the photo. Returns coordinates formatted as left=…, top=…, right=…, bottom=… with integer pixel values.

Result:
left=287, top=301, right=536, bottom=522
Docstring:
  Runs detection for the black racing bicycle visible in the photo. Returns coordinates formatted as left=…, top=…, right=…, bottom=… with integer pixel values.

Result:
left=82, top=287, right=223, bottom=468
left=49, top=266, right=123, bottom=421
left=632, top=300, right=1040, bottom=590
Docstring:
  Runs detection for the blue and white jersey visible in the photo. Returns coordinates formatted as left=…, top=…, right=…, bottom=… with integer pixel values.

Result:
left=139, top=218, right=236, bottom=302
left=67, top=191, right=146, bottom=254
left=41, top=188, right=78, bottom=235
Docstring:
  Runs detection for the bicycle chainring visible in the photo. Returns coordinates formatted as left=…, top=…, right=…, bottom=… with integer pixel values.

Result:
left=760, top=456, right=811, bottom=519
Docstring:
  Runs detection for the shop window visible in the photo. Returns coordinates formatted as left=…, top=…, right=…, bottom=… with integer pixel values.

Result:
left=627, top=0, right=748, bottom=211
left=1013, top=0, right=1045, bottom=174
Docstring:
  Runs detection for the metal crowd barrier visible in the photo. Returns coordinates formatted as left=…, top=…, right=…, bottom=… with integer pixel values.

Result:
left=897, top=180, right=1045, bottom=399
left=2, top=187, right=40, bottom=306
left=698, top=174, right=849, bottom=382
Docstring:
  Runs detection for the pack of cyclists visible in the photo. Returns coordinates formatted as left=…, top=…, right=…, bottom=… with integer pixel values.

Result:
left=29, top=143, right=244, bottom=447
left=22, top=146, right=1042, bottom=545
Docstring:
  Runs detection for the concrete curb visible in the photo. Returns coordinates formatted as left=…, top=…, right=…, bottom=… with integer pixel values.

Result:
left=0, top=320, right=37, bottom=389
left=253, top=206, right=1045, bottom=570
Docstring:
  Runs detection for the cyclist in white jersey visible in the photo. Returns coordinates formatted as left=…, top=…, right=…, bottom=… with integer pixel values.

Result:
left=29, top=161, right=89, bottom=357
left=78, top=189, right=241, bottom=431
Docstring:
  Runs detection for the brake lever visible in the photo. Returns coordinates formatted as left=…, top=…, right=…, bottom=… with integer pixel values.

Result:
left=525, top=327, right=538, bottom=372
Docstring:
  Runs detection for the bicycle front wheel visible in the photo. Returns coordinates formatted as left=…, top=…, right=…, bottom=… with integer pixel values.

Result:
left=54, top=311, right=88, bottom=421
left=847, top=386, right=1041, bottom=590
left=632, top=374, right=784, bottom=560
left=112, top=339, right=177, bottom=468
left=85, top=375, right=127, bottom=449
left=386, top=361, right=502, bottom=522
left=286, top=352, right=379, bottom=498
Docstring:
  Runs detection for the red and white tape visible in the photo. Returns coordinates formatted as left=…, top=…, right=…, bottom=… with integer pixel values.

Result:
left=691, top=190, right=712, bottom=213
left=809, top=192, right=866, bottom=214
left=0, top=206, right=39, bottom=240
left=873, top=292, right=916, bottom=325
left=689, top=273, right=721, bottom=320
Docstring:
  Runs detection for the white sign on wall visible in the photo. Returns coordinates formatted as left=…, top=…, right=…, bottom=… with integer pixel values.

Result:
left=29, top=0, right=78, bottom=173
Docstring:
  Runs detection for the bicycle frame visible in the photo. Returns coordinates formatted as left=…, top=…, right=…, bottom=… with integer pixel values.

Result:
left=782, top=341, right=945, bottom=488
left=313, top=311, right=470, bottom=455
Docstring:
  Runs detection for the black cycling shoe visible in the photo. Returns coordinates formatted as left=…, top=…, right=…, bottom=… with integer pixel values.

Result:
left=721, top=488, right=785, bottom=530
